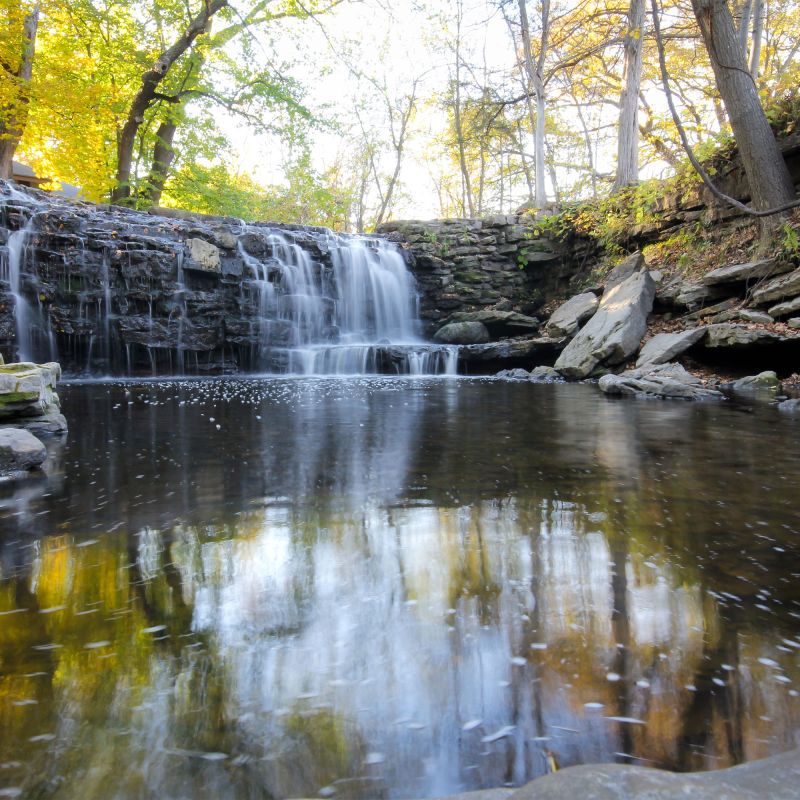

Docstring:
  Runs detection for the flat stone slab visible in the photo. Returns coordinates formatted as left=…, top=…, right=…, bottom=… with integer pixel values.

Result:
left=447, top=310, right=540, bottom=334
left=555, top=270, right=655, bottom=378
left=599, top=363, right=722, bottom=400
left=701, top=258, right=789, bottom=285
left=545, top=292, right=599, bottom=338
left=768, top=295, right=800, bottom=318
left=636, top=328, right=705, bottom=367
left=704, top=323, right=785, bottom=348
left=459, top=336, right=564, bottom=364
left=0, top=362, right=63, bottom=419
left=752, top=266, right=800, bottom=305
left=501, top=747, right=800, bottom=799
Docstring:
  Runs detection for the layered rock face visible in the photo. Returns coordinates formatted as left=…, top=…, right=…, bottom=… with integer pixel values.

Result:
left=0, top=183, right=456, bottom=376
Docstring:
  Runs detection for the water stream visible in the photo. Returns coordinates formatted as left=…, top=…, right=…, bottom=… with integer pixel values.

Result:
left=0, top=378, right=798, bottom=799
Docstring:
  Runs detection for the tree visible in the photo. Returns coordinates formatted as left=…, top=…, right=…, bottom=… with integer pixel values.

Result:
left=0, top=0, right=39, bottom=179
left=688, top=0, right=795, bottom=212
left=613, top=0, right=645, bottom=188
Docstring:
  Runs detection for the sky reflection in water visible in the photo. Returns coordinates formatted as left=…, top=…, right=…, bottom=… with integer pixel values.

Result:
left=0, top=377, right=799, bottom=800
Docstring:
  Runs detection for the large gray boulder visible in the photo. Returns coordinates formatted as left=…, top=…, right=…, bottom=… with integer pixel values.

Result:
left=636, top=328, right=705, bottom=367
left=702, top=258, right=789, bottom=285
left=434, top=321, right=490, bottom=345
left=605, top=251, right=644, bottom=289
left=0, top=427, right=47, bottom=472
left=729, top=371, right=781, bottom=392
left=447, top=310, right=540, bottom=337
left=752, top=266, right=800, bottom=305
left=555, top=270, right=655, bottom=378
left=0, top=362, right=62, bottom=420
left=598, top=363, right=722, bottom=400
left=545, top=293, right=599, bottom=338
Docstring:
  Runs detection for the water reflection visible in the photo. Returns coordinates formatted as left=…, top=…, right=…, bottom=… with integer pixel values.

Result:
left=0, top=379, right=799, bottom=799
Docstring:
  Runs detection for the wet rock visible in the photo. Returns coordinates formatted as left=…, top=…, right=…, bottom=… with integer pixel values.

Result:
left=751, top=266, right=800, bottom=305
left=636, top=328, right=705, bottom=367
left=598, top=363, right=722, bottom=400
left=555, top=270, right=655, bottom=379
left=530, top=365, right=562, bottom=381
left=186, top=238, right=221, bottom=272
left=500, top=747, right=800, bottom=800
left=769, top=295, right=800, bottom=318
left=778, top=398, right=800, bottom=412
left=702, top=258, right=788, bottom=285
left=434, top=321, right=490, bottom=345
left=0, top=427, right=47, bottom=472
left=729, top=371, right=781, bottom=391
left=459, top=336, right=564, bottom=365
left=496, top=368, right=531, bottom=380
left=704, top=323, right=785, bottom=348
left=545, top=292, right=599, bottom=338
left=16, top=410, right=69, bottom=435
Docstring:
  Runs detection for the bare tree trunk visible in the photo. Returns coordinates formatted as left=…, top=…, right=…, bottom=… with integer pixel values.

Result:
left=141, top=121, right=178, bottom=207
left=613, top=0, right=645, bottom=189
left=0, top=4, right=40, bottom=179
left=517, top=0, right=549, bottom=208
left=690, top=0, right=795, bottom=211
left=748, top=0, right=763, bottom=77
left=452, top=2, right=475, bottom=217
left=111, top=0, right=227, bottom=205
left=735, top=0, right=752, bottom=57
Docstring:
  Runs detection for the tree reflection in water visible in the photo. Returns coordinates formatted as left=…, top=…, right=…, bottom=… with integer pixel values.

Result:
left=0, top=378, right=798, bottom=799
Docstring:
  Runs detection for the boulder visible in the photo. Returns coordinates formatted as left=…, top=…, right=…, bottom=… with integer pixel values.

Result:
left=768, top=295, right=800, bottom=318
left=779, top=398, right=800, bottom=412
left=496, top=747, right=800, bottom=800
left=675, top=282, right=730, bottom=309
left=530, top=365, right=562, bottom=381
left=704, top=323, right=785, bottom=348
left=434, top=321, right=490, bottom=345
left=788, top=317, right=800, bottom=329
left=605, top=251, right=644, bottom=289
left=0, top=427, right=47, bottom=472
left=636, top=328, right=705, bottom=367
left=0, top=362, right=62, bottom=419
left=701, top=258, right=789, bottom=285
left=545, top=293, right=599, bottom=338
left=751, top=266, right=800, bottom=305
left=447, top=310, right=540, bottom=337
left=185, top=237, right=221, bottom=272
left=496, top=368, right=532, bottom=380
left=598, top=363, right=722, bottom=400
left=729, top=371, right=781, bottom=392
left=736, top=309, right=773, bottom=324
left=555, top=270, right=656, bottom=379
left=459, top=336, right=564, bottom=365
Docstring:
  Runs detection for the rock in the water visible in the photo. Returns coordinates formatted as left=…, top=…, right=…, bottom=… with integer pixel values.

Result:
left=501, top=747, right=800, bottom=800
left=0, top=427, right=47, bottom=472
left=17, top=410, right=69, bottom=435
left=636, top=328, right=705, bottom=367
left=598, top=363, right=722, bottom=400
left=496, top=368, right=531, bottom=380
left=769, top=295, right=800, bottom=318
left=186, top=237, right=221, bottom=272
left=729, top=371, right=781, bottom=391
left=752, top=266, right=800, bottom=305
left=555, top=270, right=655, bottom=379
left=545, top=293, right=599, bottom=338
left=529, top=365, right=561, bottom=381
left=459, top=336, right=563, bottom=365
left=434, top=321, right=490, bottom=345
left=704, top=323, right=784, bottom=348
left=0, top=362, right=62, bottom=419
left=702, top=258, right=788, bottom=286
left=605, top=252, right=644, bottom=289
left=779, top=398, right=800, bottom=412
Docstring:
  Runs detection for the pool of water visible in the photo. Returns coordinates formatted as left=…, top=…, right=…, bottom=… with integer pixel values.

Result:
left=0, top=377, right=799, bottom=799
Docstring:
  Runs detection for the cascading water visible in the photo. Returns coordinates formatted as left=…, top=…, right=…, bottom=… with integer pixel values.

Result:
left=0, top=182, right=458, bottom=376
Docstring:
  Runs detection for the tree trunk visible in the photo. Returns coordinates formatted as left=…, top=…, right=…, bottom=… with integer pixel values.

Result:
left=748, top=0, right=763, bottom=77
left=111, top=0, right=227, bottom=205
left=613, top=0, right=645, bottom=189
left=735, top=0, right=752, bottom=57
left=141, top=120, right=178, bottom=207
left=690, top=0, right=795, bottom=211
left=0, top=4, right=40, bottom=180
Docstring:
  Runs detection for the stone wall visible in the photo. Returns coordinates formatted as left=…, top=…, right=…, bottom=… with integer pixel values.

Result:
left=378, top=216, right=600, bottom=334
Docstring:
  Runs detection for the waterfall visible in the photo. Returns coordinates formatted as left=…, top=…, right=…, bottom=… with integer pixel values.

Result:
left=0, top=182, right=458, bottom=376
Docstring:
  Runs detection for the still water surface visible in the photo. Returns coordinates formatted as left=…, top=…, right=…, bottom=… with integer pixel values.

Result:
left=1, top=378, right=799, bottom=799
